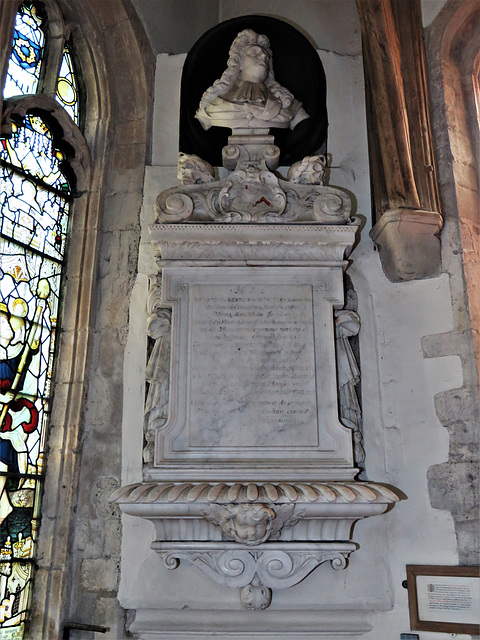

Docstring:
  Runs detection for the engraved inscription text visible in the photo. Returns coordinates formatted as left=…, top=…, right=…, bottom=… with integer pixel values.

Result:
left=188, top=284, right=318, bottom=448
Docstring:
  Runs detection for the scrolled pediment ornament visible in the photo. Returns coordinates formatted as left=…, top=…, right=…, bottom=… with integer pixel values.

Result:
left=154, top=155, right=352, bottom=225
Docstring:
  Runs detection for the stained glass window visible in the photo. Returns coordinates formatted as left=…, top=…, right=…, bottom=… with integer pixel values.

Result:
left=0, top=113, right=69, bottom=637
left=1, top=2, right=79, bottom=636
left=3, top=4, right=45, bottom=99
left=56, top=45, right=79, bottom=124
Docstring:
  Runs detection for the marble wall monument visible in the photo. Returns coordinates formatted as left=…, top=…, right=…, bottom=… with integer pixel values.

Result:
left=114, top=28, right=399, bottom=612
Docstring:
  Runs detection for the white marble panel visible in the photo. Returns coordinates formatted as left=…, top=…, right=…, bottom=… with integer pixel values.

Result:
left=189, top=283, right=318, bottom=448
left=152, top=266, right=354, bottom=480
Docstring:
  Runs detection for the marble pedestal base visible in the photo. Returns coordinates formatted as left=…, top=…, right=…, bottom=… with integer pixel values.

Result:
left=128, top=608, right=374, bottom=639
left=113, top=480, right=398, bottom=610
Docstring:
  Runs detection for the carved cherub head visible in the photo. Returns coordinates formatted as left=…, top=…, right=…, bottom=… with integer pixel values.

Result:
left=223, top=504, right=275, bottom=545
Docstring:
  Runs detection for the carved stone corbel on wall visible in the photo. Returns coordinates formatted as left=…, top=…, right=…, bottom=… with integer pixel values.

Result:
left=356, top=0, right=443, bottom=282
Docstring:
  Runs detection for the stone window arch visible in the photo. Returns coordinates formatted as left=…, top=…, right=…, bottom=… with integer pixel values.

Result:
left=1, top=0, right=151, bottom=636
left=0, top=2, right=90, bottom=636
left=427, top=0, right=480, bottom=385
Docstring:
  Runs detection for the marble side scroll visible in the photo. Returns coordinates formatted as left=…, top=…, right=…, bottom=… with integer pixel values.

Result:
left=335, top=309, right=366, bottom=469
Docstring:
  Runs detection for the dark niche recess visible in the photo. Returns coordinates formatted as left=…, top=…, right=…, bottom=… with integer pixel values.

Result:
left=179, top=15, right=328, bottom=167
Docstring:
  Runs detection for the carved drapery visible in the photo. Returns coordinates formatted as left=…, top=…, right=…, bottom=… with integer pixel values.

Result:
left=356, top=0, right=443, bottom=282
left=335, top=310, right=365, bottom=469
left=144, top=275, right=171, bottom=465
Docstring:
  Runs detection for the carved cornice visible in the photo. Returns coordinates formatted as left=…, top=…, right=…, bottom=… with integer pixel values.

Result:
left=112, top=480, right=399, bottom=505
left=149, top=222, right=359, bottom=263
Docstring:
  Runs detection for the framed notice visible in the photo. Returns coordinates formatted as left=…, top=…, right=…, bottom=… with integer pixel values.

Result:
left=406, top=565, right=480, bottom=634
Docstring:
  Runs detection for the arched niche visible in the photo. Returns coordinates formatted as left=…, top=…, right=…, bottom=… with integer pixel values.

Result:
left=179, top=15, right=328, bottom=167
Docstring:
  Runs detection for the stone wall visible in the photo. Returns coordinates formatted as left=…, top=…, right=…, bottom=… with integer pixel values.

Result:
left=29, top=0, right=153, bottom=637
left=424, top=0, right=480, bottom=568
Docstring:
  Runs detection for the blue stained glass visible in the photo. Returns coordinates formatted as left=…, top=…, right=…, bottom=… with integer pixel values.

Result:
left=56, top=45, right=79, bottom=124
left=3, top=4, right=45, bottom=99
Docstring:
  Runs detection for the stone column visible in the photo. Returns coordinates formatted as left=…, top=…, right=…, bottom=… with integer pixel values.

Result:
left=356, top=0, right=443, bottom=282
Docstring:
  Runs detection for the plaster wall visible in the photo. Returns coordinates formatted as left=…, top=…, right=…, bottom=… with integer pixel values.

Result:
left=117, top=11, right=471, bottom=638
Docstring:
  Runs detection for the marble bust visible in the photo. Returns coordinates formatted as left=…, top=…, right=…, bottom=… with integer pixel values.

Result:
left=195, top=29, right=309, bottom=132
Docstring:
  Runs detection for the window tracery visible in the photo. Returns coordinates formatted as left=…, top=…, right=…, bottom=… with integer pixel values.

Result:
left=0, top=2, right=81, bottom=635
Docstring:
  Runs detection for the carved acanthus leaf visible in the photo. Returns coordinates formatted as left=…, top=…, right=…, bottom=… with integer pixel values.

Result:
left=287, top=155, right=327, bottom=185
left=177, top=152, right=215, bottom=185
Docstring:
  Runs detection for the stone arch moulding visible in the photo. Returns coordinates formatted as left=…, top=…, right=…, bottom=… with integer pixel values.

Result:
left=0, top=0, right=152, bottom=637
left=436, top=0, right=480, bottom=385
left=2, top=95, right=91, bottom=190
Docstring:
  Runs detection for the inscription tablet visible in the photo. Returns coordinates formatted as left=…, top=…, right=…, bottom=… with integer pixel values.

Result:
left=189, top=284, right=318, bottom=448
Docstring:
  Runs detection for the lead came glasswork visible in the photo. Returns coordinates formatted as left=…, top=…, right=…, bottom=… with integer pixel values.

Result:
left=1, top=118, right=70, bottom=192
left=1, top=119, right=70, bottom=260
left=56, top=45, right=79, bottom=124
left=1, top=0, right=80, bottom=634
left=0, top=121, right=68, bottom=638
left=3, top=4, right=45, bottom=99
